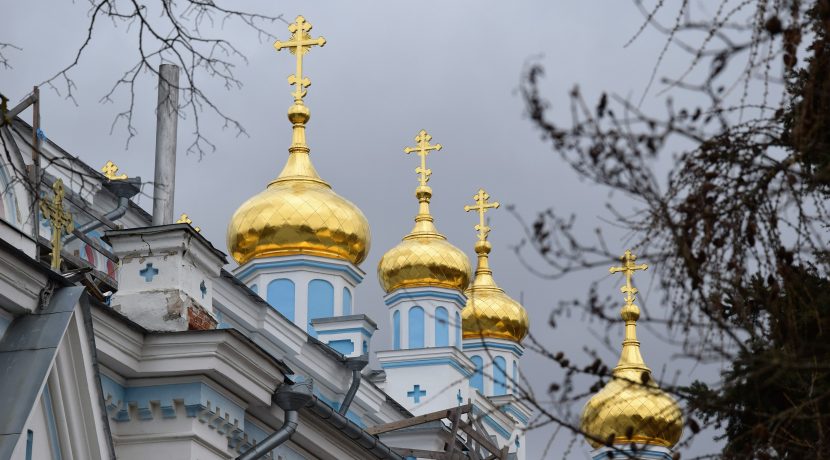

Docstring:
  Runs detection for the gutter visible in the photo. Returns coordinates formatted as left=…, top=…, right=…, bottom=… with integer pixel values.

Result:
left=338, top=355, right=368, bottom=416
left=236, top=378, right=312, bottom=460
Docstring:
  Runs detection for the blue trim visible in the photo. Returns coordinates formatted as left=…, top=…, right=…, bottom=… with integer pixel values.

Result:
left=308, top=279, right=334, bottom=337
left=408, top=306, right=425, bottom=348
left=463, top=341, right=524, bottom=357
left=500, top=403, right=529, bottom=424
left=455, top=311, right=461, bottom=346
left=236, top=259, right=364, bottom=284
left=381, top=358, right=472, bottom=377
left=342, top=287, right=352, bottom=315
left=316, top=327, right=374, bottom=338
left=385, top=289, right=466, bottom=306
left=472, top=406, right=511, bottom=439
left=267, top=278, right=295, bottom=322
left=328, top=339, right=355, bottom=355
left=42, top=386, right=63, bottom=460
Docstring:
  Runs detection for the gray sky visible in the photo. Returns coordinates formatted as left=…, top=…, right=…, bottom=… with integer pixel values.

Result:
left=3, top=1, right=725, bottom=458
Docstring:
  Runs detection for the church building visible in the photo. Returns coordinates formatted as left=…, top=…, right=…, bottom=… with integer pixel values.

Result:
left=0, top=15, right=682, bottom=460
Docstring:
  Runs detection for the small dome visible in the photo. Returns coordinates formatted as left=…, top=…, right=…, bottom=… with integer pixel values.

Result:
left=228, top=175, right=370, bottom=265
left=378, top=233, right=470, bottom=293
left=580, top=368, right=683, bottom=448
left=462, top=240, right=529, bottom=343
left=378, top=186, right=471, bottom=293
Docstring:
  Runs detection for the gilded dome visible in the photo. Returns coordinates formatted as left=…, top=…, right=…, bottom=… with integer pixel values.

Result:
left=227, top=103, right=370, bottom=266
left=580, top=250, right=683, bottom=449
left=580, top=368, right=683, bottom=449
left=378, top=187, right=471, bottom=293
left=462, top=240, right=529, bottom=342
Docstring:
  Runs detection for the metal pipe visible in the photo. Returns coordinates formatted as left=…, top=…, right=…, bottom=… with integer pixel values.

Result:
left=63, top=196, right=128, bottom=244
left=236, top=411, right=299, bottom=460
left=152, top=64, right=179, bottom=226
left=338, top=355, right=368, bottom=416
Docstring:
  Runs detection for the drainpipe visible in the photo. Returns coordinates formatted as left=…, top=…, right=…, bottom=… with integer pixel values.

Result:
left=152, top=64, right=179, bottom=226
left=64, top=177, right=140, bottom=244
left=338, top=354, right=368, bottom=416
left=236, top=378, right=313, bottom=460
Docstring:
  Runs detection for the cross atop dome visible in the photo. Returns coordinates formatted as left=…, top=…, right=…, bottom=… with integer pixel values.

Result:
left=274, top=15, right=326, bottom=104
left=609, top=249, right=648, bottom=308
left=403, top=130, right=442, bottom=188
left=464, top=188, right=500, bottom=243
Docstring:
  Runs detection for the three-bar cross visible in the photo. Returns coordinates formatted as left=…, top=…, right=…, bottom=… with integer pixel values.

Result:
left=609, top=249, right=648, bottom=306
left=40, top=179, right=74, bottom=270
left=274, top=15, right=326, bottom=103
left=403, top=130, right=442, bottom=187
left=464, top=189, right=499, bottom=241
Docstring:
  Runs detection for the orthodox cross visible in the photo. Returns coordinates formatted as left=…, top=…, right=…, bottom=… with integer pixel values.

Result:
left=403, top=130, right=442, bottom=187
left=609, top=249, right=648, bottom=306
left=176, top=213, right=200, bottom=232
left=274, top=15, right=326, bottom=103
left=464, top=188, right=500, bottom=242
left=40, top=179, right=74, bottom=270
left=101, top=161, right=127, bottom=180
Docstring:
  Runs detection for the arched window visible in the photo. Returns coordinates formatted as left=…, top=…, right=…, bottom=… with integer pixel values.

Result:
left=343, top=287, right=352, bottom=315
left=455, top=311, right=462, bottom=347
left=0, top=163, right=18, bottom=225
left=393, top=310, right=401, bottom=350
left=470, top=355, right=484, bottom=394
left=435, top=307, right=449, bottom=347
left=408, top=306, right=425, bottom=348
left=267, top=279, right=295, bottom=322
left=493, top=356, right=507, bottom=396
left=308, top=279, right=334, bottom=336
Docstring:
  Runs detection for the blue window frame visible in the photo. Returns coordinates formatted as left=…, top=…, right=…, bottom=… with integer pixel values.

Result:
left=308, top=279, right=334, bottom=336
left=470, top=355, right=484, bottom=394
left=435, top=306, right=449, bottom=347
left=493, top=356, right=507, bottom=396
left=343, top=287, right=352, bottom=315
left=408, top=306, right=425, bottom=348
left=267, top=279, right=295, bottom=322
left=393, top=310, right=401, bottom=350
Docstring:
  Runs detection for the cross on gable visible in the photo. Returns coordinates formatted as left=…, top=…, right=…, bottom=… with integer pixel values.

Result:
left=274, top=15, right=326, bottom=103
left=403, top=130, right=442, bottom=187
left=464, top=188, right=500, bottom=242
left=139, top=263, right=159, bottom=282
left=101, top=161, right=127, bottom=180
left=40, top=179, right=74, bottom=270
left=609, top=249, right=648, bottom=306
left=407, top=384, right=426, bottom=403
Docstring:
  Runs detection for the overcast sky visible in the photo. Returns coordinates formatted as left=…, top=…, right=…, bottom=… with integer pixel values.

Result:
left=3, top=1, right=726, bottom=458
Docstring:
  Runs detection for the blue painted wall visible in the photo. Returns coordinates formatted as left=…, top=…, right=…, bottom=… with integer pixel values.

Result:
left=328, top=339, right=355, bottom=355
left=393, top=310, right=401, bottom=350
left=267, top=279, right=295, bottom=322
left=435, top=307, right=449, bottom=347
left=343, top=287, right=352, bottom=315
left=493, top=356, right=507, bottom=396
left=513, top=360, right=518, bottom=392
left=308, top=279, right=334, bottom=336
left=408, top=306, right=424, bottom=348
left=470, top=355, right=484, bottom=394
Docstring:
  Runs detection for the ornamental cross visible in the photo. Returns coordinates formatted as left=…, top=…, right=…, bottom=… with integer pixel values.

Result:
left=176, top=213, right=200, bottom=232
left=464, top=188, right=500, bottom=242
left=609, top=249, right=648, bottom=306
left=40, top=179, right=74, bottom=270
left=274, top=15, right=326, bottom=103
left=101, top=161, right=127, bottom=180
left=403, top=130, right=442, bottom=187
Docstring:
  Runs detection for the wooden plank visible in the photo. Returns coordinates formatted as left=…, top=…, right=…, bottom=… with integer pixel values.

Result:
left=391, top=448, right=446, bottom=459
left=443, top=404, right=462, bottom=458
left=459, top=420, right=501, bottom=457
left=366, top=403, right=472, bottom=435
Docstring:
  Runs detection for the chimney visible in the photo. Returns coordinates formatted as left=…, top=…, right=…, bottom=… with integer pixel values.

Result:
left=152, top=64, right=179, bottom=225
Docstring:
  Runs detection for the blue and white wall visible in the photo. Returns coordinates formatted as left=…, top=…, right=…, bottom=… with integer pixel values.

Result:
left=383, top=287, right=465, bottom=351
left=233, top=254, right=363, bottom=337
left=463, top=338, right=524, bottom=398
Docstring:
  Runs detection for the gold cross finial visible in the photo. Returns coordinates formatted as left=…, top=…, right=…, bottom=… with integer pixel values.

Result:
left=176, top=213, right=200, bottom=232
left=403, top=130, right=442, bottom=187
left=101, top=161, right=128, bottom=181
left=274, top=15, right=326, bottom=103
left=464, top=188, right=500, bottom=242
left=40, top=179, right=74, bottom=270
left=609, top=249, right=648, bottom=307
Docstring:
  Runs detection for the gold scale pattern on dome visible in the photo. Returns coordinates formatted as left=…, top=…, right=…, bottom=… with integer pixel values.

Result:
left=580, top=250, right=683, bottom=449
left=227, top=16, right=370, bottom=266
left=378, top=130, right=471, bottom=293
left=461, top=189, right=529, bottom=343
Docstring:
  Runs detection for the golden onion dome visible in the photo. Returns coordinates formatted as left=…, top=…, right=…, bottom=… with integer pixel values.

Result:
left=378, top=130, right=471, bottom=293
left=462, top=240, right=529, bottom=342
left=461, top=189, right=529, bottom=343
left=228, top=17, right=370, bottom=266
left=580, top=251, right=683, bottom=449
left=378, top=186, right=471, bottom=293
